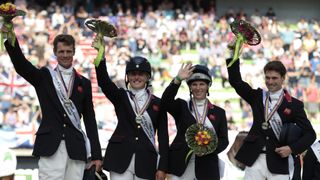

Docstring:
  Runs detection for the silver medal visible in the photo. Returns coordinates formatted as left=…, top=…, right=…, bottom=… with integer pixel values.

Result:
left=136, top=115, right=142, bottom=124
left=64, top=99, right=72, bottom=107
left=262, top=122, right=268, bottom=130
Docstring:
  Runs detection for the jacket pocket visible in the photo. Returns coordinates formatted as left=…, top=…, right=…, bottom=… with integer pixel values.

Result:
left=109, top=136, right=124, bottom=143
left=35, top=127, right=51, bottom=135
left=170, top=142, right=183, bottom=150
left=244, top=135, right=258, bottom=142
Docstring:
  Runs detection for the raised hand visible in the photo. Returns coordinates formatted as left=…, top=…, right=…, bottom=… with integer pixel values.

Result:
left=177, top=63, right=195, bottom=81
left=91, top=35, right=104, bottom=51
left=91, top=35, right=105, bottom=66
left=0, top=2, right=25, bottom=50
left=227, top=19, right=261, bottom=67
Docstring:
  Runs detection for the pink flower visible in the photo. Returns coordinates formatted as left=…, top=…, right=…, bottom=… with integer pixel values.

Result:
left=209, top=114, right=216, bottom=121
left=77, top=86, right=83, bottom=93
left=283, top=108, right=291, bottom=115
left=152, top=104, right=159, bottom=112
left=207, top=102, right=214, bottom=110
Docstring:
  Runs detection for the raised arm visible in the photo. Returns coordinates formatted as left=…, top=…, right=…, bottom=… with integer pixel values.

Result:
left=161, top=63, right=194, bottom=115
left=92, top=36, right=121, bottom=103
left=226, top=54, right=255, bottom=104
left=3, top=23, right=41, bottom=86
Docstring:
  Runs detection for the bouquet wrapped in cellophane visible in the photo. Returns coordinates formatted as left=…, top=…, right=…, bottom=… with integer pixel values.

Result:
left=0, top=2, right=26, bottom=51
left=185, top=123, right=218, bottom=162
left=84, top=19, right=117, bottom=67
left=227, top=19, right=261, bottom=67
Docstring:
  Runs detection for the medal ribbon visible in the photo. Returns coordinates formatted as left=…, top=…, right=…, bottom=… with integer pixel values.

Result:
left=55, top=66, right=74, bottom=98
left=264, top=92, right=284, bottom=123
left=129, top=89, right=152, bottom=117
left=192, top=98, right=208, bottom=125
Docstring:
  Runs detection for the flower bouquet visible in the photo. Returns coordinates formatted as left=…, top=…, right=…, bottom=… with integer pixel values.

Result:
left=84, top=19, right=117, bottom=67
left=185, top=123, right=218, bottom=162
left=227, top=19, right=261, bottom=67
left=0, top=2, right=26, bottom=51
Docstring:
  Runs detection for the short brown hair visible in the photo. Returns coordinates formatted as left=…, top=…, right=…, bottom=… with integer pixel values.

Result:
left=53, top=34, right=75, bottom=53
left=263, top=60, right=287, bottom=77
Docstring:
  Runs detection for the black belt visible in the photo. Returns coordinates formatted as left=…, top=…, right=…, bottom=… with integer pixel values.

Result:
left=261, top=150, right=266, bottom=153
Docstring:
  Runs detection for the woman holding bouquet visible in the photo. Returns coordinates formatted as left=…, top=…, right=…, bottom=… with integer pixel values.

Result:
left=161, top=63, right=229, bottom=180
left=92, top=36, right=168, bottom=180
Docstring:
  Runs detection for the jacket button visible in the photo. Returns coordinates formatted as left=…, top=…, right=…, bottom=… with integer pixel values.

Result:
left=266, top=136, right=269, bottom=140
left=63, top=114, right=67, bottom=117
left=135, top=137, right=138, bottom=141
left=137, top=125, right=141, bottom=129
left=63, top=124, right=67, bottom=127
left=62, top=134, right=65, bottom=138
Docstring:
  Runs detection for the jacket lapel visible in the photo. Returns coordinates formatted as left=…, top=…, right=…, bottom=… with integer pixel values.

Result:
left=277, top=89, right=292, bottom=122
left=45, top=68, right=69, bottom=118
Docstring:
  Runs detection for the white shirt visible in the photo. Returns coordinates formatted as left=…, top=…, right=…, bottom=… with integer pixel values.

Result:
left=269, top=88, right=283, bottom=108
left=58, top=64, right=73, bottom=87
left=129, top=88, right=148, bottom=108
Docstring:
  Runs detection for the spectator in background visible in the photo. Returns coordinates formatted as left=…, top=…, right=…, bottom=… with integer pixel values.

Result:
left=51, top=6, right=65, bottom=29
left=0, top=106, right=4, bottom=125
left=314, top=64, right=320, bottom=88
left=75, top=5, right=89, bottom=28
left=287, top=62, right=299, bottom=88
left=310, top=51, right=320, bottom=72
left=298, top=60, right=312, bottom=88
left=224, top=100, right=236, bottom=130
left=265, top=7, right=276, bottom=20
left=305, top=78, right=319, bottom=121
left=3, top=107, right=18, bottom=129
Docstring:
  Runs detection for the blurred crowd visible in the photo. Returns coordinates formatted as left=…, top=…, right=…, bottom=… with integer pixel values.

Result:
left=0, top=0, right=320, bottom=143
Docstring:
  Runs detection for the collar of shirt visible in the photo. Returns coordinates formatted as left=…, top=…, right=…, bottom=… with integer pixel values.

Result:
left=129, top=87, right=147, bottom=102
left=269, top=88, right=283, bottom=101
left=58, top=64, right=73, bottom=76
left=194, top=99, right=206, bottom=107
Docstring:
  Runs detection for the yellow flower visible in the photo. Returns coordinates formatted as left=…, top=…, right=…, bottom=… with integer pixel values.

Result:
left=0, top=2, right=16, bottom=13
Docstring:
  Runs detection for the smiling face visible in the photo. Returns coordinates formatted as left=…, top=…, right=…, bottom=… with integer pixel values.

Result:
left=127, top=71, right=150, bottom=90
left=54, top=42, right=74, bottom=69
left=265, top=70, right=285, bottom=93
left=190, top=80, right=209, bottom=100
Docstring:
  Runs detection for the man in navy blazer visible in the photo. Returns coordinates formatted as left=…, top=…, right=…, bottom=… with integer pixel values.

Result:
left=3, top=29, right=102, bottom=179
left=227, top=58, right=316, bottom=180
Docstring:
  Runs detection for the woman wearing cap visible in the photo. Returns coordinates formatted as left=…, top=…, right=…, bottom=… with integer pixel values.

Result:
left=93, top=39, right=168, bottom=179
left=161, top=63, right=229, bottom=180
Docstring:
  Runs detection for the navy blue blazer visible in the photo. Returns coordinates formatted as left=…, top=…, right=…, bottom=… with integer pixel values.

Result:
left=95, top=60, right=168, bottom=180
left=227, top=59, right=316, bottom=174
left=302, top=141, right=320, bottom=180
left=4, top=39, right=102, bottom=162
left=161, top=81, right=229, bottom=180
